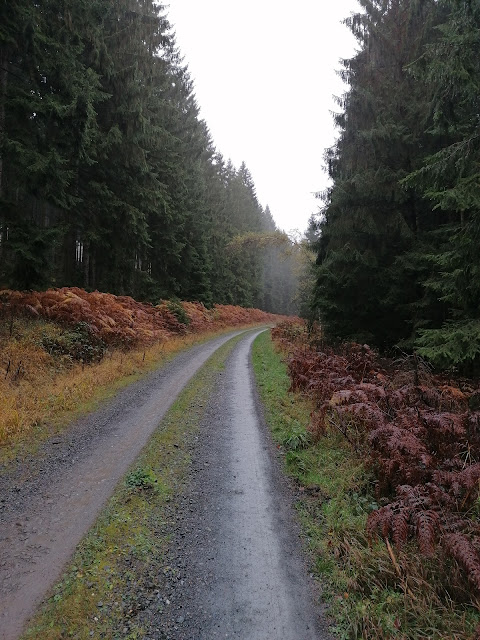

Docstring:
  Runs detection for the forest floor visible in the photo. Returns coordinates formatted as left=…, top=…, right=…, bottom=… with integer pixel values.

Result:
left=1, top=329, right=326, bottom=640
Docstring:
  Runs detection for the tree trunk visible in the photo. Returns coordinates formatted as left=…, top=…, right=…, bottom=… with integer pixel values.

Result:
left=83, top=241, right=90, bottom=289
left=0, top=58, right=8, bottom=200
left=91, top=252, right=96, bottom=290
left=63, top=225, right=76, bottom=284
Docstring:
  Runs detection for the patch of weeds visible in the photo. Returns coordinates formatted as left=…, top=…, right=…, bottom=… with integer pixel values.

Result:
left=285, top=450, right=309, bottom=474
left=282, top=421, right=310, bottom=451
left=349, top=491, right=378, bottom=516
left=166, top=299, right=190, bottom=327
left=252, top=330, right=480, bottom=640
left=41, top=321, right=106, bottom=363
left=125, top=466, right=158, bottom=491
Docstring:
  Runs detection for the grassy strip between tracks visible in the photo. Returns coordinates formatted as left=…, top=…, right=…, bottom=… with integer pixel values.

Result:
left=252, top=331, right=480, bottom=640
left=21, top=332, right=245, bottom=640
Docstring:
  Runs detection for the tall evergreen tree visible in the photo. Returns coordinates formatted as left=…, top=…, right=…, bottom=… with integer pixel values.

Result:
left=76, top=0, right=171, bottom=293
left=0, top=2, right=300, bottom=314
left=313, top=0, right=438, bottom=348
left=405, top=0, right=480, bottom=370
left=0, top=0, right=106, bottom=288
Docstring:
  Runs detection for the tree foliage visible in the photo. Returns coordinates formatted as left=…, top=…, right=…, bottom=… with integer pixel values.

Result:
left=0, top=1, right=299, bottom=315
left=312, top=0, right=480, bottom=371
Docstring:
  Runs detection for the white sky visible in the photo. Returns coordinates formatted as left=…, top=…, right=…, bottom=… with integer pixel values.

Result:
left=165, top=1, right=358, bottom=234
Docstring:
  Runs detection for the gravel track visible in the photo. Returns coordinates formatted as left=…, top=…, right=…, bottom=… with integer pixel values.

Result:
left=0, top=330, right=247, bottom=640
left=139, top=329, right=330, bottom=639
left=0, top=328, right=330, bottom=640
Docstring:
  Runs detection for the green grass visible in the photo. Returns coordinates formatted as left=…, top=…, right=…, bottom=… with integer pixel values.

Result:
left=252, top=331, right=480, bottom=640
left=22, top=332, right=244, bottom=640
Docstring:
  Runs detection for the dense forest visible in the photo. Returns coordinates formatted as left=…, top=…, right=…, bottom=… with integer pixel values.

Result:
left=0, top=0, right=300, bottom=314
left=312, top=0, right=480, bottom=372
left=6, top=0, right=478, bottom=370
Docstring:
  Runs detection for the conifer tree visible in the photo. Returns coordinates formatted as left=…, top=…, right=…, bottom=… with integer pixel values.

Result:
left=0, top=0, right=106, bottom=288
left=313, top=0, right=437, bottom=348
left=405, top=0, right=480, bottom=371
left=0, top=1, right=300, bottom=314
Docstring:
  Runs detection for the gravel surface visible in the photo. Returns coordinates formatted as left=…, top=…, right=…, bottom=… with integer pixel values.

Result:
left=137, top=330, right=331, bottom=640
left=0, top=328, right=331, bottom=640
left=0, top=330, right=247, bottom=640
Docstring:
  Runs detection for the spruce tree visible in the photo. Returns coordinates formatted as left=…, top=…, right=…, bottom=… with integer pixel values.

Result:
left=313, top=0, right=437, bottom=348
left=405, top=0, right=480, bottom=371
left=0, top=0, right=106, bottom=288
left=0, top=1, right=300, bottom=313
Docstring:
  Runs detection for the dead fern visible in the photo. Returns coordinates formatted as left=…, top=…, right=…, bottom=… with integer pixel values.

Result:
left=0, top=287, right=287, bottom=348
left=273, top=321, right=480, bottom=598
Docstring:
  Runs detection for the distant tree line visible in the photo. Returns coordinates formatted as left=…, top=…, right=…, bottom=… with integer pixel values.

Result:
left=0, top=0, right=299, bottom=314
left=312, top=0, right=480, bottom=372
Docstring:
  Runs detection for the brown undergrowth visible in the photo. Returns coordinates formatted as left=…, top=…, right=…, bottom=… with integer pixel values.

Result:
left=0, top=287, right=285, bottom=450
left=272, top=320, right=480, bottom=638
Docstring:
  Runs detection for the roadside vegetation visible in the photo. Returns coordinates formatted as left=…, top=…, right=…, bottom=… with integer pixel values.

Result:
left=0, top=287, right=281, bottom=455
left=21, top=333, right=243, bottom=640
left=252, top=326, right=480, bottom=640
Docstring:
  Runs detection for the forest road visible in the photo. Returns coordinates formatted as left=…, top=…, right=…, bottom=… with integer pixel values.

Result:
left=152, top=329, right=329, bottom=639
left=0, top=330, right=247, bottom=640
left=0, top=328, right=329, bottom=640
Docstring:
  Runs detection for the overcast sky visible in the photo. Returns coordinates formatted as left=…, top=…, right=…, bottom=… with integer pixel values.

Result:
left=166, top=1, right=359, bottom=234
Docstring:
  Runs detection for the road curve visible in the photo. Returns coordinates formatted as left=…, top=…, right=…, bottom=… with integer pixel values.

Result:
left=0, top=330, right=249, bottom=640
left=154, top=329, right=330, bottom=639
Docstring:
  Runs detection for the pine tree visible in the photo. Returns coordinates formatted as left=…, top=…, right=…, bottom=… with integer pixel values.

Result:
left=313, top=0, right=438, bottom=348
left=0, top=0, right=106, bottom=288
left=0, top=1, right=301, bottom=313
left=73, top=0, right=172, bottom=294
left=405, top=0, right=480, bottom=371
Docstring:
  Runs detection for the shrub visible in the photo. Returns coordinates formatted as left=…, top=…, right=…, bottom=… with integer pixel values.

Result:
left=125, top=467, right=158, bottom=491
left=41, top=322, right=106, bottom=363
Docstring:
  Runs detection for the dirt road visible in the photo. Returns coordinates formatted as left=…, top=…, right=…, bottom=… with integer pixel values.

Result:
left=0, top=331, right=246, bottom=640
left=0, top=329, right=328, bottom=639
left=152, top=329, right=329, bottom=639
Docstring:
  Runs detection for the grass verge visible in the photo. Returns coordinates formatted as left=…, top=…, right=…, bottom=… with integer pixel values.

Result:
left=21, top=332, right=244, bottom=640
left=252, top=330, right=480, bottom=640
